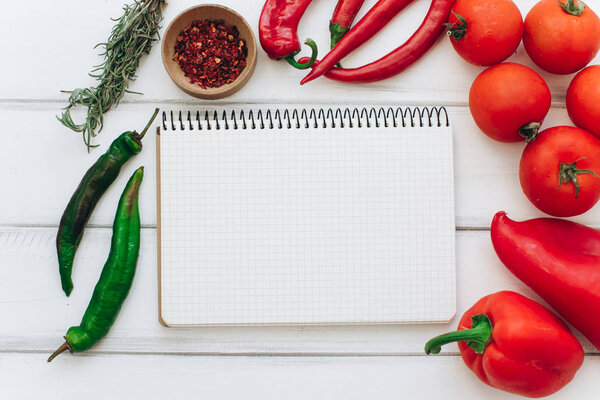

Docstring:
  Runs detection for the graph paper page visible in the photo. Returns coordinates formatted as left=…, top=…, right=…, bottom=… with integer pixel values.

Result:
left=159, top=125, right=455, bottom=326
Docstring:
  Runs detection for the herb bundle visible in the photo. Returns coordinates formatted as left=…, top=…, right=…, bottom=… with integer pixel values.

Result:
left=58, top=0, right=164, bottom=151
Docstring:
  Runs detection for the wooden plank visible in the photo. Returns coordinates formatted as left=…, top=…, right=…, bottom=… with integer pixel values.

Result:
left=0, top=226, right=595, bottom=355
left=3, top=353, right=599, bottom=399
left=0, top=0, right=588, bottom=104
left=1, top=102, right=595, bottom=228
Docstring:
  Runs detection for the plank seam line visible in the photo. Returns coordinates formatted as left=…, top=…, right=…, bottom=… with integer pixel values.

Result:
left=0, top=99, right=569, bottom=109
left=0, top=224, right=490, bottom=231
left=2, top=350, right=599, bottom=357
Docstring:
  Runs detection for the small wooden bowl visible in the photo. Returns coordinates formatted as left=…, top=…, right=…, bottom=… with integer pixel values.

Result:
left=161, top=4, right=257, bottom=100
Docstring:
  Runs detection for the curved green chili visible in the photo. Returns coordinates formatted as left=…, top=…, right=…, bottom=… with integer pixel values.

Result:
left=48, top=166, right=144, bottom=362
left=56, top=108, right=158, bottom=296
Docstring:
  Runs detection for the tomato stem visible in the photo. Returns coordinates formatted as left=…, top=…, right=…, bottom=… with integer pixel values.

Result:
left=519, top=122, right=541, bottom=142
left=558, top=159, right=600, bottom=198
left=444, top=11, right=467, bottom=41
left=558, top=0, right=585, bottom=16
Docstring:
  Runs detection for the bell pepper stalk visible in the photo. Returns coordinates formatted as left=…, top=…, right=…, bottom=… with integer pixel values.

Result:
left=259, top=0, right=319, bottom=70
left=425, top=291, right=584, bottom=398
left=491, top=211, right=600, bottom=350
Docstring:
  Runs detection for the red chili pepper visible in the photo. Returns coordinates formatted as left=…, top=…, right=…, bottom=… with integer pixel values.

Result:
left=330, top=0, right=366, bottom=49
left=300, top=0, right=455, bottom=84
left=425, top=291, right=583, bottom=398
left=491, top=211, right=600, bottom=350
left=259, top=0, right=318, bottom=69
left=301, top=0, right=416, bottom=83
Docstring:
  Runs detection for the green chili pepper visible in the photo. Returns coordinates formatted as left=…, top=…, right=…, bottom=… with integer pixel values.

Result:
left=56, top=108, right=158, bottom=296
left=48, top=166, right=144, bottom=362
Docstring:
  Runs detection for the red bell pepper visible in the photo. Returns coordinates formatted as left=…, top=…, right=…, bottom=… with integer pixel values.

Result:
left=425, top=291, right=583, bottom=398
left=491, top=211, right=600, bottom=350
left=259, top=0, right=318, bottom=69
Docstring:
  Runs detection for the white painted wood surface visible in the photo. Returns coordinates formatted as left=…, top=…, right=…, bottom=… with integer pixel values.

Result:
left=2, top=0, right=600, bottom=398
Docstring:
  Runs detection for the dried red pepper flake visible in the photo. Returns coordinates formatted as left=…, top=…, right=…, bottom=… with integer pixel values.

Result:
left=174, top=19, right=248, bottom=89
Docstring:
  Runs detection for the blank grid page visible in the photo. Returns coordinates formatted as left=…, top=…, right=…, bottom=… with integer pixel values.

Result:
left=159, top=124, right=455, bottom=326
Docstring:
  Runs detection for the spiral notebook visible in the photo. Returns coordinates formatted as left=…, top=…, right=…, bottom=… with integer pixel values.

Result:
left=157, top=106, right=455, bottom=326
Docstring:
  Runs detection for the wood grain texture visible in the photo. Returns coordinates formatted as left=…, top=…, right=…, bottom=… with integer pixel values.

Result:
left=1, top=103, right=598, bottom=229
left=3, top=353, right=600, bottom=399
left=0, top=0, right=586, bottom=105
left=0, top=227, right=595, bottom=355
left=4, top=0, right=600, bottom=397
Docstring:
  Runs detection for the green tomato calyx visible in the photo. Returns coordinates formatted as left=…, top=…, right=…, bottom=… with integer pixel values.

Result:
left=558, top=0, right=585, bottom=16
left=444, top=11, right=467, bottom=41
left=558, top=158, right=599, bottom=198
left=519, top=122, right=542, bottom=142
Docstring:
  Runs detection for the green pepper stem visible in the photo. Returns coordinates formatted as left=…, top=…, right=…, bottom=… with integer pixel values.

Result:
left=329, top=22, right=349, bottom=49
left=558, top=158, right=600, bottom=198
left=519, top=122, right=541, bottom=142
left=285, top=39, right=318, bottom=70
left=425, top=314, right=493, bottom=355
left=444, top=11, right=468, bottom=41
left=47, top=341, right=71, bottom=362
left=137, top=108, right=160, bottom=140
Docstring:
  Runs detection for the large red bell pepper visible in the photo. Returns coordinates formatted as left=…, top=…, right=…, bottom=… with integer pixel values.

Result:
left=491, top=211, right=600, bottom=350
left=425, top=291, right=583, bottom=398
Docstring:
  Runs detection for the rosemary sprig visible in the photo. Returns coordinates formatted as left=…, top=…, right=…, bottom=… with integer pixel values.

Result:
left=57, top=0, right=164, bottom=151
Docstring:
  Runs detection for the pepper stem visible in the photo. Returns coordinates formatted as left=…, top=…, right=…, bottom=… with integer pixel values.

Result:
left=425, top=314, right=493, bottom=355
left=444, top=11, right=467, bottom=41
left=558, top=0, right=585, bottom=16
left=137, top=108, right=160, bottom=140
left=329, top=22, right=349, bottom=49
left=47, top=341, right=72, bottom=362
left=285, top=39, right=318, bottom=70
left=558, top=158, right=600, bottom=198
left=519, top=122, right=541, bottom=142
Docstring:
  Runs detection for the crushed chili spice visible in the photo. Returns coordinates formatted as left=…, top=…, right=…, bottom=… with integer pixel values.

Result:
left=174, top=20, right=248, bottom=89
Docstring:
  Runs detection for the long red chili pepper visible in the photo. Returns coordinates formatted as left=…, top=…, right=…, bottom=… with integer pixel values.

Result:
left=491, top=211, right=600, bottom=350
left=330, top=0, right=366, bottom=48
left=302, top=0, right=416, bottom=83
left=259, top=0, right=318, bottom=69
left=425, top=291, right=583, bottom=398
left=301, top=0, right=455, bottom=84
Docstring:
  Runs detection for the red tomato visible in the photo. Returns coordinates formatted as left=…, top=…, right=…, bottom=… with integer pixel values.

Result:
left=523, top=0, right=600, bottom=75
left=520, top=126, right=600, bottom=217
left=566, top=65, right=600, bottom=138
left=446, top=0, right=523, bottom=66
left=469, top=63, right=551, bottom=142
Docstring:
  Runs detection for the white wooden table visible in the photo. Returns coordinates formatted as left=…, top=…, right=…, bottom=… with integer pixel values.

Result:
left=2, top=0, right=600, bottom=398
